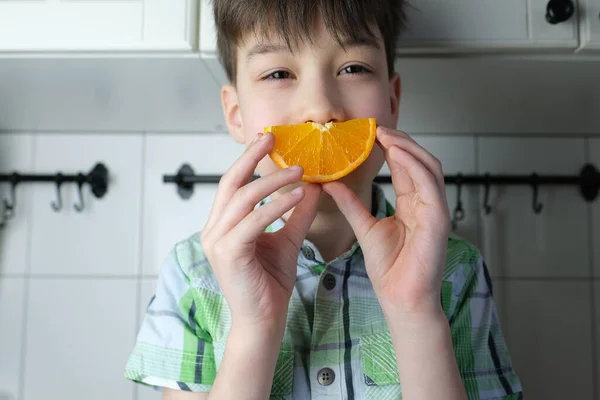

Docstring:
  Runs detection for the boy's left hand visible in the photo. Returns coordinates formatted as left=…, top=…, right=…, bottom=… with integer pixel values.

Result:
left=323, top=126, right=451, bottom=316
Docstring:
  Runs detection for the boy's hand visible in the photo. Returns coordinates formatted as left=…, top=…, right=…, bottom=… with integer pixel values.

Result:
left=323, top=126, right=451, bottom=316
left=201, top=132, right=322, bottom=331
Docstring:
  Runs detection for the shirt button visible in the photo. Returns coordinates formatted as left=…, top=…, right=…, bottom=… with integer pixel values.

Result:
left=323, top=273, right=336, bottom=290
left=302, top=246, right=315, bottom=260
left=317, top=367, right=335, bottom=386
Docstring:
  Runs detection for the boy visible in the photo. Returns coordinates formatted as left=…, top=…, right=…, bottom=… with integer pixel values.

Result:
left=125, top=0, right=523, bottom=398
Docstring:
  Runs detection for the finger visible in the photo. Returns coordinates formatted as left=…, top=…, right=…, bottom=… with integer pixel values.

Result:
left=376, top=127, right=445, bottom=193
left=205, top=132, right=272, bottom=232
left=228, top=185, right=307, bottom=244
left=388, top=145, right=441, bottom=205
left=280, top=183, right=322, bottom=249
left=209, top=165, right=304, bottom=240
left=322, top=181, right=377, bottom=245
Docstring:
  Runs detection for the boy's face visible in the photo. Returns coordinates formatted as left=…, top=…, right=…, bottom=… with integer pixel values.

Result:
left=221, top=18, right=401, bottom=201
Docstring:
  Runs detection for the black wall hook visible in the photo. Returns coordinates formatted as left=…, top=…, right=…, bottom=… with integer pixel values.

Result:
left=451, top=174, right=466, bottom=230
left=483, top=173, right=492, bottom=215
left=454, top=174, right=465, bottom=221
left=51, top=174, right=64, bottom=212
left=3, top=176, right=17, bottom=220
left=531, top=174, right=543, bottom=214
left=74, top=174, right=86, bottom=212
left=0, top=203, right=6, bottom=230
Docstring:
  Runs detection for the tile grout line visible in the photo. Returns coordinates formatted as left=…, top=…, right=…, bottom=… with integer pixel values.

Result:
left=585, top=136, right=598, bottom=400
left=17, top=131, right=38, bottom=400
left=475, top=136, right=509, bottom=332
left=0, top=274, right=156, bottom=280
left=474, top=134, right=483, bottom=249
left=132, top=131, right=149, bottom=400
left=7, top=273, right=600, bottom=281
left=493, top=276, right=599, bottom=281
left=6, top=272, right=600, bottom=281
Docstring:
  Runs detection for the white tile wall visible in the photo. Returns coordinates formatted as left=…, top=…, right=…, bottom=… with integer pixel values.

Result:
left=0, top=278, right=25, bottom=400
left=595, top=282, right=600, bottom=398
left=22, top=278, right=138, bottom=400
left=478, top=137, right=589, bottom=278
left=29, top=134, right=144, bottom=276
left=502, top=281, right=594, bottom=399
left=0, top=134, right=34, bottom=276
left=591, top=139, right=600, bottom=279
left=592, top=139, right=600, bottom=400
left=0, top=132, right=598, bottom=400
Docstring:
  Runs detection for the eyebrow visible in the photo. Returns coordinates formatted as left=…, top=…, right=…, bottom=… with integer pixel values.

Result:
left=342, top=37, right=381, bottom=51
left=246, top=43, right=291, bottom=61
left=245, top=37, right=381, bottom=63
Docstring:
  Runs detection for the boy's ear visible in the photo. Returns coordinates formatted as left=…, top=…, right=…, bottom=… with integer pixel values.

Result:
left=221, top=84, right=244, bottom=143
left=389, top=73, right=402, bottom=125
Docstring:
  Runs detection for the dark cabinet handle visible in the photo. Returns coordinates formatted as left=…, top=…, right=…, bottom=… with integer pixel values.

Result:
left=546, top=0, right=575, bottom=24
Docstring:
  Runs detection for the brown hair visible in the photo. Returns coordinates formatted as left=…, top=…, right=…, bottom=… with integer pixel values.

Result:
left=213, top=0, right=407, bottom=84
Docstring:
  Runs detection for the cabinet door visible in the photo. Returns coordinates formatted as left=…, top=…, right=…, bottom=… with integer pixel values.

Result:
left=0, top=0, right=198, bottom=52
left=199, top=0, right=217, bottom=57
left=579, top=0, right=600, bottom=51
left=397, top=0, right=578, bottom=52
left=198, top=0, right=229, bottom=85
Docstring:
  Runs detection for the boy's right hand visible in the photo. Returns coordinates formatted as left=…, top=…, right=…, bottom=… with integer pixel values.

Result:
left=201, top=132, right=321, bottom=331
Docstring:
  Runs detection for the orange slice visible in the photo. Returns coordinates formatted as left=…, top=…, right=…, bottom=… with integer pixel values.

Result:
left=264, top=118, right=377, bottom=183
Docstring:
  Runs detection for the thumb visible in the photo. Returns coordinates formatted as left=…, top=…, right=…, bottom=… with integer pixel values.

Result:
left=281, top=183, right=322, bottom=249
left=322, top=181, right=377, bottom=244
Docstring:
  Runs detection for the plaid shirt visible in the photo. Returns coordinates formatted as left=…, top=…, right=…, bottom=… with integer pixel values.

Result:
left=125, top=183, right=523, bottom=399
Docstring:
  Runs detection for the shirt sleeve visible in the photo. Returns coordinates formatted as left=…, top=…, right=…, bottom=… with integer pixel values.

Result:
left=124, top=246, right=216, bottom=392
left=445, top=249, right=523, bottom=399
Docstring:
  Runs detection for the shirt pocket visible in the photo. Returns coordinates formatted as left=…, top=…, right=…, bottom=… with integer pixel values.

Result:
left=359, top=331, right=402, bottom=399
left=270, top=344, right=295, bottom=398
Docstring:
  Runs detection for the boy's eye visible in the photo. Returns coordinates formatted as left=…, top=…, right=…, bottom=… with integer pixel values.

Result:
left=263, top=70, right=291, bottom=80
left=340, top=65, right=371, bottom=75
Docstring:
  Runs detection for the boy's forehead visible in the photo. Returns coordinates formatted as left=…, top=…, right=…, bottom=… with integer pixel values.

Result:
left=238, top=24, right=383, bottom=60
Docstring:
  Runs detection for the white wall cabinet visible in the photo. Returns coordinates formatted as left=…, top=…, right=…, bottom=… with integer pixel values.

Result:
left=0, top=0, right=198, bottom=52
left=397, top=0, right=579, bottom=53
left=579, top=0, right=600, bottom=51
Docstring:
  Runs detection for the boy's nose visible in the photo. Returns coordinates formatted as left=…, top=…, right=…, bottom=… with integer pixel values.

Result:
left=299, top=86, right=346, bottom=125
left=302, top=107, right=346, bottom=125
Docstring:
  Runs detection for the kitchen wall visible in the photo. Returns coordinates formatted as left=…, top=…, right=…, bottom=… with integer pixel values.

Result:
left=1, top=57, right=599, bottom=400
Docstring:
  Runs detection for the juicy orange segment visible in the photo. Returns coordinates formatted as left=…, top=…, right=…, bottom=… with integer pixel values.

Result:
left=264, top=118, right=377, bottom=183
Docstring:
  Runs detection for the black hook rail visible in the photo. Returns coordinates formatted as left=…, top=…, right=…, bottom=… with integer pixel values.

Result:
left=0, top=162, right=109, bottom=229
left=164, top=162, right=600, bottom=223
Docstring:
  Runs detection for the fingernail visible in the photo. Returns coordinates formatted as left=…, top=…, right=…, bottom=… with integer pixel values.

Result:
left=289, top=165, right=302, bottom=172
left=252, top=133, right=263, bottom=144
left=291, top=187, right=304, bottom=196
left=376, top=126, right=386, bottom=133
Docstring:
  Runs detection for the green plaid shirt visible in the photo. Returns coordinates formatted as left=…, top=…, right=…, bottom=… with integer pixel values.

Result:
left=125, top=183, right=523, bottom=399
